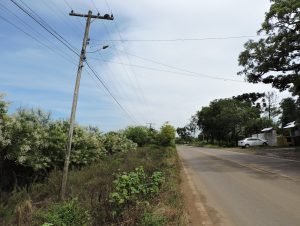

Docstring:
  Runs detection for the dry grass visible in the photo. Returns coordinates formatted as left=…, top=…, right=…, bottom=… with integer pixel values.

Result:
left=1, top=146, right=187, bottom=226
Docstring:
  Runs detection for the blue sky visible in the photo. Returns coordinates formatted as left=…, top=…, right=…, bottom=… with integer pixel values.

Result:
left=0, top=0, right=288, bottom=132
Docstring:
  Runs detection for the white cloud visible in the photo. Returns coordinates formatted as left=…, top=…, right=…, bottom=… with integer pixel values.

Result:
left=3, top=0, right=291, bottom=131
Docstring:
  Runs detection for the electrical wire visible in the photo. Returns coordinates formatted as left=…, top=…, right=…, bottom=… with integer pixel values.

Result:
left=92, top=35, right=261, bottom=43
left=18, top=0, right=80, bottom=52
left=95, top=20, right=147, bottom=117
left=85, top=61, right=139, bottom=124
left=0, top=3, right=78, bottom=65
left=89, top=56, right=244, bottom=83
left=84, top=0, right=145, bottom=122
left=112, top=47, right=244, bottom=82
left=42, top=0, right=82, bottom=36
left=10, top=0, right=80, bottom=57
left=0, top=13, right=77, bottom=66
left=101, top=0, right=149, bottom=119
left=4, top=0, right=139, bottom=125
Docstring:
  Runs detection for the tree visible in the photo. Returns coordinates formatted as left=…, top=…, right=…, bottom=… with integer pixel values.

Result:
left=0, top=94, right=11, bottom=153
left=158, top=123, right=176, bottom=147
left=233, top=92, right=265, bottom=107
left=280, top=97, right=300, bottom=125
left=262, top=91, right=280, bottom=120
left=244, top=117, right=273, bottom=136
left=176, top=126, right=192, bottom=142
left=196, top=98, right=261, bottom=145
left=187, top=114, right=198, bottom=137
left=238, top=0, right=300, bottom=97
left=123, top=126, right=150, bottom=147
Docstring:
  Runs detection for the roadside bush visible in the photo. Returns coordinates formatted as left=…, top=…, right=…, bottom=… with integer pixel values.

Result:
left=157, top=123, right=176, bottom=147
left=103, top=132, right=137, bottom=155
left=1, top=147, right=187, bottom=225
left=34, top=198, right=91, bottom=226
left=123, top=126, right=150, bottom=146
left=109, top=166, right=165, bottom=208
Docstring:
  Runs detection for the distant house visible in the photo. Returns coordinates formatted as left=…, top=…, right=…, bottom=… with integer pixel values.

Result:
left=261, top=127, right=277, bottom=146
left=283, top=121, right=300, bottom=146
left=251, top=127, right=277, bottom=146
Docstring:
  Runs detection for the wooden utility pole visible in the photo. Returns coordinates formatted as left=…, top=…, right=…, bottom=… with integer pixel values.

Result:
left=147, top=123, right=155, bottom=130
left=61, top=10, right=113, bottom=200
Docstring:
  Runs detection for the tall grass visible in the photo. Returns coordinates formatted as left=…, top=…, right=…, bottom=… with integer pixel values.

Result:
left=1, top=146, right=187, bottom=226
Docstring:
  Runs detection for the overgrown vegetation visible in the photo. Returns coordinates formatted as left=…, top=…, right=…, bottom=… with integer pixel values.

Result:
left=0, top=94, right=182, bottom=225
left=1, top=147, right=185, bottom=226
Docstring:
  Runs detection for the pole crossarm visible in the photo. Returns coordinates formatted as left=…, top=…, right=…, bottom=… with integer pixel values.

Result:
left=69, top=10, right=114, bottom=20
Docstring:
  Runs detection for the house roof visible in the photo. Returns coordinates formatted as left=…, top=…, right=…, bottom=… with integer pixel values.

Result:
left=261, top=127, right=273, bottom=132
left=284, top=121, right=296, bottom=129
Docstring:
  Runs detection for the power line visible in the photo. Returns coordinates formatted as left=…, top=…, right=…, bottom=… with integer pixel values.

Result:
left=42, top=0, right=82, bottom=36
left=0, top=12, right=77, bottom=66
left=18, top=0, right=80, bottom=53
left=10, top=0, right=80, bottom=57
left=113, top=47, right=244, bottom=82
left=92, top=50, right=131, bottom=108
left=93, top=17, right=147, bottom=115
left=62, top=0, right=72, bottom=11
left=89, top=56, right=244, bottom=83
left=0, top=3, right=78, bottom=65
left=92, top=35, right=261, bottom=43
left=101, top=0, right=149, bottom=117
left=85, top=61, right=139, bottom=124
left=60, top=0, right=86, bottom=29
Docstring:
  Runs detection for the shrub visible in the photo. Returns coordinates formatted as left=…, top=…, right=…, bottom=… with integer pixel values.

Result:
left=34, top=198, right=91, bottom=226
left=109, top=166, right=165, bottom=208
left=123, top=126, right=150, bottom=147
left=103, top=132, right=137, bottom=155
left=139, top=212, right=166, bottom=226
left=157, top=123, right=176, bottom=147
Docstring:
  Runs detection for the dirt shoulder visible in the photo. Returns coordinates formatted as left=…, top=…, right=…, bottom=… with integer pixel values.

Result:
left=180, top=160, right=216, bottom=226
left=221, top=146, right=300, bottom=161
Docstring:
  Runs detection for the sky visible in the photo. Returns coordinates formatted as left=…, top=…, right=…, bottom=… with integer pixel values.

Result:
left=0, top=0, right=290, bottom=131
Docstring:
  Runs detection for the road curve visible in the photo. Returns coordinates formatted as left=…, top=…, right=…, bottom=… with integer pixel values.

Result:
left=177, top=145, right=300, bottom=226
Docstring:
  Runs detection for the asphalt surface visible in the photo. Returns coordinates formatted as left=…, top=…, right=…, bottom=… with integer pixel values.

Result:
left=177, top=145, right=300, bottom=226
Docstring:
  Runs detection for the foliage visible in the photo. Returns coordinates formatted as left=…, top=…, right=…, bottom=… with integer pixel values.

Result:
left=197, top=98, right=261, bottom=145
left=1, top=147, right=186, bottom=226
left=238, top=0, right=300, bottom=97
left=139, top=212, right=166, bottom=226
left=232, top=92, right=265, bottom=107
left=261, top=91, right=280, bottom=120
left=123, top=126, right=150, bottom=147
left=157, top=123, right=176, bottom=147
left=109, top=166, right=165, bottom=208
left=176, top=127, right=192, bottom=142
left=0, top=97, right=136, bottom=191
left=0, top=94, right=11, bottom=152
left=35, top=198, right=91, bottom=226
left=244, top=117, right=273, bottom=135
left=103, top=132, right=137, bottom=155
left=280, top=97, right=300, bottom=125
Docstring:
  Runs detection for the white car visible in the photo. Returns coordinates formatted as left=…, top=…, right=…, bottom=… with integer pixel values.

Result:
left=238, top=138, right=268, bottom=148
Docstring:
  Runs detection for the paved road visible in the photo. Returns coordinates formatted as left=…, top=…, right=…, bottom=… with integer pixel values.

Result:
left=178, top=145, right=300, bottom=226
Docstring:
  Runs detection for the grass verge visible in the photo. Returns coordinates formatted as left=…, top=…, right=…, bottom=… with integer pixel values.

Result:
left=1, top=146, right=187, bottom=226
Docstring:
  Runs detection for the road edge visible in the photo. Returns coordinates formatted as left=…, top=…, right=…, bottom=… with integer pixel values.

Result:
left=180, top=157, right=214, bottom=226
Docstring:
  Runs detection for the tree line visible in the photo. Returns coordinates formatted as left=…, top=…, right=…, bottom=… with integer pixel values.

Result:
left=0, top=94, right=175, bottom=192
left=177, top=92, right=300, bottom=146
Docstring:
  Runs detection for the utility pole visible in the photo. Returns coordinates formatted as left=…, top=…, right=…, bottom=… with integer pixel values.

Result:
left=147, top=123, right=155, bottom=130
left=61, top=10, right=113, bottom=200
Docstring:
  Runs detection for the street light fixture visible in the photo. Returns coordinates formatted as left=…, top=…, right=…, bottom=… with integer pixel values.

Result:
left=87, top=45, right=109, bottom=53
